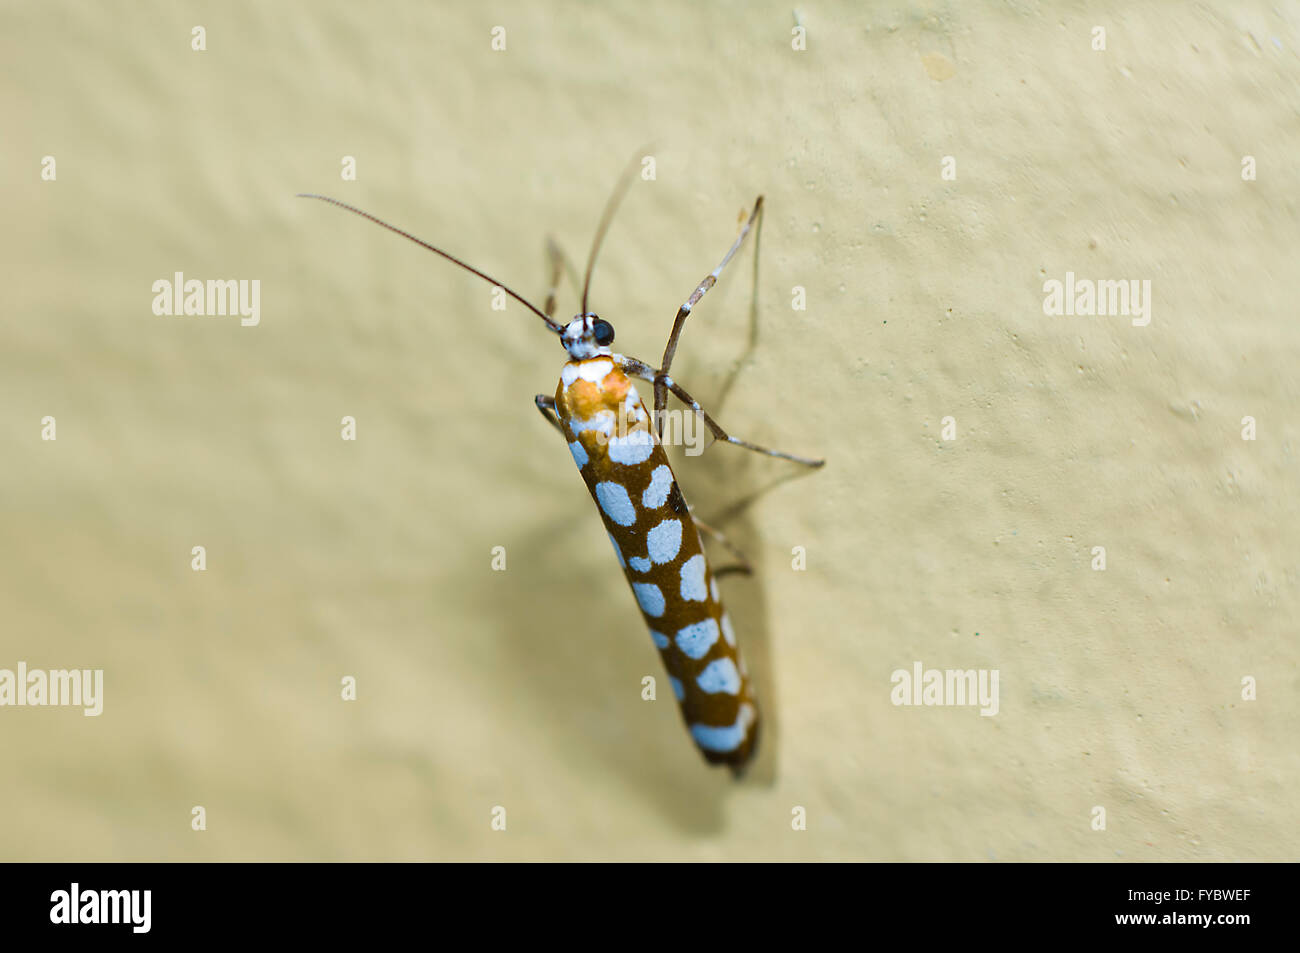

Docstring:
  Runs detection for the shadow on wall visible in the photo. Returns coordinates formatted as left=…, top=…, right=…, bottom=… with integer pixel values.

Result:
left=685, top=223, right=827, bottom=792
left=464, top=509, right=744, bottom=834
left=424, top=221, right=823, bottom=835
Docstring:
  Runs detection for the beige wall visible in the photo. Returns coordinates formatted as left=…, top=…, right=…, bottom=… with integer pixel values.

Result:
left=2, top=1, right=1296, bottom=860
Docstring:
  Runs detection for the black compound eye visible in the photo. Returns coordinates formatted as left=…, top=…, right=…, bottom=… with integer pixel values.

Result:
left=591, top=318, right=615, bottom=346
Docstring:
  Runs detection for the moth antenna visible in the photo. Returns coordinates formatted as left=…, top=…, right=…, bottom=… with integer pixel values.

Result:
left=579, top=148, right=650, bottom=317
left=298, top=193, right=562, bottom=334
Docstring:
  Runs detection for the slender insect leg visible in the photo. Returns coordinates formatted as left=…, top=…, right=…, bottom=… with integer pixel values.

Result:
left=535, top=394, right=564, bottom=434
left=543, top=238, right=584, bottom=321
left=543, top=238, right=566, bottom=321
left=613, top=355, right=822, bottom=466
left=687, top=507, right=753, bottom=577
left=616, top=355, right=659, bottom=382
left=663, top=377, right=825, bottom=468
left=654, top=196, right=765, bottom=436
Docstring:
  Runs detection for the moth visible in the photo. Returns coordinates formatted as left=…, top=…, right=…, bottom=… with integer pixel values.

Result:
left=301, top=167, right=822, bottom=769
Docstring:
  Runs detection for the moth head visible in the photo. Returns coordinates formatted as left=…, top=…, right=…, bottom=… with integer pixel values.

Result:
left=561, top=313, right=615, bottom=359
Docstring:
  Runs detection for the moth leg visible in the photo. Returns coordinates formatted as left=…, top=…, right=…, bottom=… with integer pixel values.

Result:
left=615, top=355, right=658, bottom=383
left=533, top=240, right=571, bottom=436
left=613, top=355, right=823, bottom=466
left=543, top=238, right=567, bottom=321
left=534, top=394, right=564, bottom=435
left=542, top=237, right=584, bottom=321
left=654, top=196, right=765, bottom=437
left=687, top=507, right=753, bottom=577
left=663, top=376, right=825, bottom=468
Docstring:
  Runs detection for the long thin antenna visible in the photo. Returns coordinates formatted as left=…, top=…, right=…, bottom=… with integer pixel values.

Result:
left=298, top=193, right=562, bottom=334
left=579, top=149, right=647, bottom=316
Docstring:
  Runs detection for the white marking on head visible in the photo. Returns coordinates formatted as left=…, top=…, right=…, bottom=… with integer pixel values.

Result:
left=595, top=481, right=636, bottom=526
left=561, top=315, right=614, bottom=360
left=675, top=618, right=720, bottom=659
left=628, top=556, right=651, bottom=573
left=568, top=440, right=588, bottom=468
left=649, top=630, right=669, bottom=650
left=679, top=554, right=708, bottom=601
left=646, top=518, right=683, bottom=564
left=690, top=703, right=755, bottom=753
left=669, top=676, right=685, bottom=701
left=721, top=612, right=736, bottom=647
left=608, top=431, right=655, bottom=466
left=696, top=657, right=741, bottom=695
left=642, top=465, right=674, bottom=509
left=633, top=582, right=665, bottom=617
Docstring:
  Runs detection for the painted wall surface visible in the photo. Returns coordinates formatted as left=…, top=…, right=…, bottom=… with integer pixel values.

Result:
left=3, top=1, right=1296, bottom=860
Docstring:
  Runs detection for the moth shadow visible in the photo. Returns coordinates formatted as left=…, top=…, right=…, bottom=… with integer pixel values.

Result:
left=457, top=206, right=819, bottom=835
left=471, top=501, right=740, bottom=835
left=670, top=435, right=805, bottom=791
left=666, top=220, right=823, bottom=791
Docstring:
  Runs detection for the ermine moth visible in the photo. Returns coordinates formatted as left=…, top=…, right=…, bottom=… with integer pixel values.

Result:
left=301, top=168, right=822, bottom=770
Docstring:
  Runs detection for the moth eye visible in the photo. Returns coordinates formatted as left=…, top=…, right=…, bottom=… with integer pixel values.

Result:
left=592, top=319, right=615, bottom=346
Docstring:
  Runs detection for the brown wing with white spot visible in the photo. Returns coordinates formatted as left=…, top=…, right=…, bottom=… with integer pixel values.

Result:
left=555, top=357, right=759, bottom=767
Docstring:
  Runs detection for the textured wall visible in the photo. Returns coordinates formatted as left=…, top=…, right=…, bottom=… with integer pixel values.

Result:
left=3, top=1, right=1296, bottom=860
